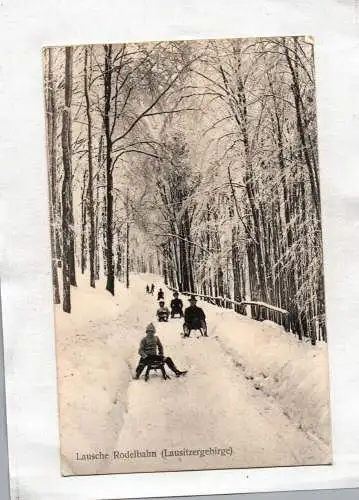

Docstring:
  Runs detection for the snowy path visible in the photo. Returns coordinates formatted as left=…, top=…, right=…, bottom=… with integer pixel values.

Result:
left=92, top=276, right=330, bottom=475
left=57, top=274, right=330, bottom=475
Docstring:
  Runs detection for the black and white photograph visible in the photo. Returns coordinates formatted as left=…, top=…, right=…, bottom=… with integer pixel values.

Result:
left=43, top=35, right=332, bottom=476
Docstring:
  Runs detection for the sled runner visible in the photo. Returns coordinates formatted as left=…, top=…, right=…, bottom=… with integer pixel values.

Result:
left=182, top=321, right=208, bottom=338
left=171, top=309, right=183, bottom=318
left=144, top=359, right=170, bottom=381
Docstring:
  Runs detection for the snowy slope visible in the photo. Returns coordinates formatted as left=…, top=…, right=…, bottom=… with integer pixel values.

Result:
left=55, top=273, right=331, bottom=475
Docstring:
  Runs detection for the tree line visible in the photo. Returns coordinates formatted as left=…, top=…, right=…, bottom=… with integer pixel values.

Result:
left=44, top=36, right=326, bottom=345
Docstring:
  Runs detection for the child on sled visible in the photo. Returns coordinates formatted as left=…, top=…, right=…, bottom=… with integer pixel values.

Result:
left=156, top=300, right=170, bottom=322
left=134, top=323, right=187, bottom=379
left=170, top=291, right=184, bottom=318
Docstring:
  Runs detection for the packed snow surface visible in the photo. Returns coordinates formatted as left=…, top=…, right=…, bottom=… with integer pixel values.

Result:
left=55, top=273, right=331, bottom=475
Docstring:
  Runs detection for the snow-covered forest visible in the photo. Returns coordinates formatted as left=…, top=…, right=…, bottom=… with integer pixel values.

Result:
left=44, top=36, right=325, bottom=346
left=43, top=37, right=332, bottom=475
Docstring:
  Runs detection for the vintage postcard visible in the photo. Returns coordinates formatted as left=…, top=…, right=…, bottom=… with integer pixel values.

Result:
left=42, top=36, right=332, bottom=476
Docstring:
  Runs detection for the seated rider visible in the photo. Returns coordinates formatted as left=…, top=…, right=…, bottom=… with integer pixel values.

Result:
left=183, top=295, right=208, bottom=337
left=170, top=291, right=183, bottom=317
left=157, top=288, right=164, bottom=301
left=135, top=323, right=187, bottom=379
left=157, top=300, right=170, bottom=322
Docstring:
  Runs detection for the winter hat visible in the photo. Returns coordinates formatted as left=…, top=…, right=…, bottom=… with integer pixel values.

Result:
left=159, top=300, right=165, bottom=305
left=146, top=322, right=156, bottom=333
left=189, top=295, right=197, bottom=302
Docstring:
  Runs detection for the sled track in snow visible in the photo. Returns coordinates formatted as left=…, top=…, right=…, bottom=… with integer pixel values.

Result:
left=213, top=333, right=330, bottom=455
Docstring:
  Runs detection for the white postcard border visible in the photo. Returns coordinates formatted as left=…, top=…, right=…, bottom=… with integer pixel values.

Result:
left=1, top=0, right=359, bottom=498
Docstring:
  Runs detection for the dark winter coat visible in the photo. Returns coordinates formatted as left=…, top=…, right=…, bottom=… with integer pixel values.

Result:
left=170, top=298, right=183, bottom=311
left=138, top=335, right=163, bottom=358
left=184, top=305, right=206, bottom=328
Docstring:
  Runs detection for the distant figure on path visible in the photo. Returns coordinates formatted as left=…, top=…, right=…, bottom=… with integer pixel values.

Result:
left=134, top=323, right=187, bottom=379
left=146, top=284, right=150, bottom=294
left=150, top=283, right=155, bottom=295
left=157, top=288, right=164, bottom=301
left=156, top=300, right=170, bottom=322
left=170, top=291, right=183, bottom=318
left=183, top=295, right=208, bottom=337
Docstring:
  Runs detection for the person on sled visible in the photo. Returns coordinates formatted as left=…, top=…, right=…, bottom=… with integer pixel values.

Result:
left=170, top=291, right=183, bottom=318
left=134, top=323, right=187, bottom=379
left=157, top=288, right=164, bottom=301
left=156, top=300, right=170, bottom=322
left=183, top=295, right=208, bottom=337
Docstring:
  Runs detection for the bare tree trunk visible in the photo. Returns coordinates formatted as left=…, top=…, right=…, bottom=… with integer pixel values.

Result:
left=115, top=227, right=122, bottom=281
left=103, top=44, right=115, bottom=295
left=183, top=208, right=195, bottom=292
left=84, top=46, right=96, bottom=288
left=80, top=170, right=88, bottom=274
left=67, top=111, right=76, bottom=283
left=125, top=188, right=130, bottom=288
left=45, top=48, right=60, bottom=304
left=162, top=244, right=169, bottom=285
left=126, top=221, right=130, bottom=288
left=94, top=173, right=100, bottom=280
left=284, top=38, right=320, bottom=222
left=61, top=46, right=73, bottom=313
left=231, top=226, right=243, bottom=313
left=68, top=86, right=76, bottom=288
left=69, top=214, right=77, bottom=286
left=179, top=228, right=189, bottom=291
